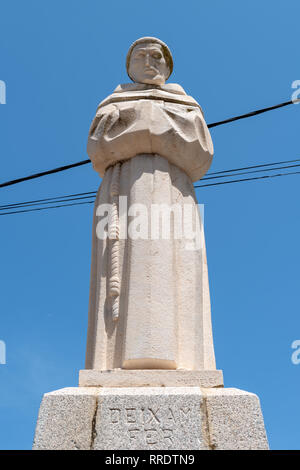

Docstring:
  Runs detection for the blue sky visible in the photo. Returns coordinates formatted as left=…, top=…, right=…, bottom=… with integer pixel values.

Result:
left=0, top=0, right=299, bottom=450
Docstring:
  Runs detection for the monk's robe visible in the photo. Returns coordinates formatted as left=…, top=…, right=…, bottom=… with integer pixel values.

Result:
left=85, top=83, right=216, bottom=371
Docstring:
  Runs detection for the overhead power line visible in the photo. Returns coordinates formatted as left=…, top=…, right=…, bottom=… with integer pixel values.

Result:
left=194, top=169, right=300, bottom=189
left=1, top=163, right=300, bottom=216
left=0, top=159, right=90, bottom=189
left=0, top=200, right=95, bottom=216
left=0, top=158, right=298, bottom=212
left=201, top=162, right=300, bottom=181
left=0, top=194, right=96, bottom=211
left=208, top=99, right=296, bottom=128
left=0, top=98, right=298, bottom=189
left=1, top=158, right=300, bottom=214
left=206, top=158, right=300, bottom=176
left=0, top=191, right=97, bottom=210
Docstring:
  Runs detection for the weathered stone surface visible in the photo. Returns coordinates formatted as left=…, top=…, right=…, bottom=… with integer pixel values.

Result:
left=204, top=388, right=269, bottom=450
left=79, top=369, right=224, bottom=388
left=88, top=35, right=213, bottom=182
left=85, top=37, right=216, bottom=373
left=33, top=386, right=269, bottom=450
left=33, top=388, right=98, bottom=450
left=126, top=36, right=173, bottom=85
left=88, top=88, right=213, bottom=182
left=93, top=387, right=208, bottom=450
left=85, top=156, right=216, bottom=372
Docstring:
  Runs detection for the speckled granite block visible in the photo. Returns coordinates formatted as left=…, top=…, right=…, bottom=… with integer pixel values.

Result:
left=203, top=388, right=269, bottom=449
left=92, top=387, right=208, bottom=450
left=33, top=386, right=269, bottom=450
left=33, top=388, right=98, bottom=450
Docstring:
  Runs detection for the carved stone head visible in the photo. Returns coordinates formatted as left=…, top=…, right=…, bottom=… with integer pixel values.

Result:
left=126, top=37, right=173, bottom=86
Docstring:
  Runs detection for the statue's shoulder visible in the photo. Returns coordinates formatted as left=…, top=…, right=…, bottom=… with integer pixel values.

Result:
left=161, top=83, right=186, bottom=95
left=98, top=83, right=201, bottom=111
left=113, top=83, right=187, bottom=96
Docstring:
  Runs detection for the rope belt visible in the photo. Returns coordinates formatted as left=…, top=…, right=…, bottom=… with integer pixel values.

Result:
left=109, top=162, right=121, bottom=321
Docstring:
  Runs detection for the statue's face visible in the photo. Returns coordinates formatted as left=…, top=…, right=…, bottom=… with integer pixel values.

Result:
left=128, top=42, right=169, bottom=86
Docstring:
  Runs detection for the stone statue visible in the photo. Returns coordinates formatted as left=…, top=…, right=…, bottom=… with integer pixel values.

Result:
left=33, top=37, right=269, bottom=451
left=85, top=37, right=215, bottom=371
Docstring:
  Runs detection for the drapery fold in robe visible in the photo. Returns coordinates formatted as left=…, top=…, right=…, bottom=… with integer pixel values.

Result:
left=85, top=83, right=216, bottom=371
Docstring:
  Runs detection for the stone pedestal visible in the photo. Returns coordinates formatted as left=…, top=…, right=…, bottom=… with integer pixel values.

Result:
left=33, top=386, right=269, bottom=450
left=79, top=369, right=224, bottom=388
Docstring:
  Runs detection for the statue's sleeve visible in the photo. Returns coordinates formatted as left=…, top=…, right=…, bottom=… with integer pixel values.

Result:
left=87, top=98, right=213, bottom=182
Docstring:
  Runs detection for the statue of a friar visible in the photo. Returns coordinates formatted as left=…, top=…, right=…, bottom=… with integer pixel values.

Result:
left=85, top=37, right=216, bottom=372
left=33, top=37, right=269, bottom=453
